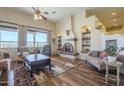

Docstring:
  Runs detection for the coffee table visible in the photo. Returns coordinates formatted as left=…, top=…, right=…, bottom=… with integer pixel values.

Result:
left=24, top=54, right=51, bottom=76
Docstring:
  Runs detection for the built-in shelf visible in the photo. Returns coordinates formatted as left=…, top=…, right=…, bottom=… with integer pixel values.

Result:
left=82, top=37, right=91, bottom=40
left=82, top=45, right=91, bottom=46
left=81, top=26, right=91, bottom=53
left=82, top=32, right=91, bottom=34
left=57, top=36, right=62, bottom=52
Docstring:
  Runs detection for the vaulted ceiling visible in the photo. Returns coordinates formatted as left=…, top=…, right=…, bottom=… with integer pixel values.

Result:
left=10, top=7, right=124, bottom=30
left=86, top=7, right=124, bottom=28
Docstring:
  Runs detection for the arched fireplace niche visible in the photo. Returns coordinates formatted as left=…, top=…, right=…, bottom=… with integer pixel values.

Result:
left=62, top=43, right=74, bottom=53
left=60, top=38, right=78, bottom=59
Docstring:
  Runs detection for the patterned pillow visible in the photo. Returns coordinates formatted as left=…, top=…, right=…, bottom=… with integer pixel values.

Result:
left=88, top=51, right=92, bottom=56
left=116, top=55, right=124, bottom=62
left=92, top=51, right=100, bottom=57
left=99, top=51, right=107, bottom=59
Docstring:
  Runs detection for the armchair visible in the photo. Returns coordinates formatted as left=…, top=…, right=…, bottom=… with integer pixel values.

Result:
left=42, top=45, right=51, bottom=56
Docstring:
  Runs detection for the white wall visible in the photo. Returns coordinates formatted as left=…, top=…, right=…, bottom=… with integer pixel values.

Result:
left=0, top=8, right=57, bottom=56
left=102, top=34, right=124, bottom=50
left=72, top=11, right=85, bottom=53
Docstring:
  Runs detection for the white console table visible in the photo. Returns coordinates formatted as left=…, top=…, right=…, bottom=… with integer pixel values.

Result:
left=105, top=61, right=123, bottom=86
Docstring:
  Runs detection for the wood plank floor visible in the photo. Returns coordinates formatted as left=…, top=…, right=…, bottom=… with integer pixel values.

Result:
left=7, top=55, right=124, bottom=86
left=42, top=56, right=124, bottom=86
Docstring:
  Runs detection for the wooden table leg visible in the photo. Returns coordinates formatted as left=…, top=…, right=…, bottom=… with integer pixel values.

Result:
left=105, top=64, right=108, bottom=84
left=49, top=59, right=51, bottom=72
left=49, top=64, right=51, bottom=72
left=30, top=70, right=33, bottom=77
left=117, top=66, right=120, bottom=86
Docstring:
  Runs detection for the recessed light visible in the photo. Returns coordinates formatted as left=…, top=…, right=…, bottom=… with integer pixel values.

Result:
left=52, top=11, right=56, bottom=14
left=44, top=11, right=49, bottom=15
left=113, top=23, right=117, bottom=26
left=112, top=12, right=116, bottom=16
left=113, top=19, right=116, bottom=22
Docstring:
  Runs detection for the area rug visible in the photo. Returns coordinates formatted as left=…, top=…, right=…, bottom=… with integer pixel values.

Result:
left=0, top=69, right=7, bottom=86
left=14, top=63, right=33, bottom=86
left=49, top=60, right=76, bottom=76
left=14, top=60, right=76, bottom=86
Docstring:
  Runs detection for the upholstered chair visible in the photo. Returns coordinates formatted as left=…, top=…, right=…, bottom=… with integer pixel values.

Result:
left=42, top=45, right=51, bottom=56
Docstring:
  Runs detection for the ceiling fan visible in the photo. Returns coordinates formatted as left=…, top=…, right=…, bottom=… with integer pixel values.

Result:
left=32, top=7, right=47, bottom=20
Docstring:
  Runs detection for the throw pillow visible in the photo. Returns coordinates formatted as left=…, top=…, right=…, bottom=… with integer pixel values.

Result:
left=99, top=51, right=107, bottom=59
left=92, top=51, right=100, bottom=57
left=116, top=55, right=124, bottom=62
left=88, top=51, right=92, bottom=56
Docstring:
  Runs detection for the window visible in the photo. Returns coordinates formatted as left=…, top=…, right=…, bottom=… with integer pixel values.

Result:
left=27, top=31, right=34, bottom=47
left=27, top=30, right=48, bottom=47
left=0, top=26, right=18, bottom=48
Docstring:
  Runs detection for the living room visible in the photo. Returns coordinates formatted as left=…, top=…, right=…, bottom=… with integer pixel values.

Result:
left=0, top=7, right=124, bottom=86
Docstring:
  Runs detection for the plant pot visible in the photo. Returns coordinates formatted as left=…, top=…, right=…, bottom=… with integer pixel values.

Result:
left=107, top=56, right=116, bottom=62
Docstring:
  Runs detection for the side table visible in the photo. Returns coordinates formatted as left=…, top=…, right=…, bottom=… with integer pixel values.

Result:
left=80, top=52, right=88, bottom=61
left=105, top=61, right=123, bottom=86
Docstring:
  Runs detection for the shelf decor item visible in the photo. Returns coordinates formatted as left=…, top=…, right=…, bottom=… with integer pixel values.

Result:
left=82, top=25, right=91, bottom=33
left=66, top=29, right=70, bottom=36
left=52, top=38, right=56, bottom=43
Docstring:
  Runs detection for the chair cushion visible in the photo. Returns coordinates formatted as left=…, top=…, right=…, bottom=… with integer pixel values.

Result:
left=3, top=52, right=10, bottom=58
left=87, top=56, right=103, bottom=65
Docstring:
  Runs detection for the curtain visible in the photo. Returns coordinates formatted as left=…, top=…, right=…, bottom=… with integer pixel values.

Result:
left=18, top=25, right=27, bottom=47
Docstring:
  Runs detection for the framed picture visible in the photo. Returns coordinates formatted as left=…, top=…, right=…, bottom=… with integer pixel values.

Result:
left=106, top=40, right=117, bottom=49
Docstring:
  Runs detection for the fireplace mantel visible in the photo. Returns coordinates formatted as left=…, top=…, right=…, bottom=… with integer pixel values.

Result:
left=60, top=51, right=79, bottom=56
left=63, top=38, right=77, bottom=42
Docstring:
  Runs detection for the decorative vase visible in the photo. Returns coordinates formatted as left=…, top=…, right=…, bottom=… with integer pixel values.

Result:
left=107, top=56, right=116, bottom=62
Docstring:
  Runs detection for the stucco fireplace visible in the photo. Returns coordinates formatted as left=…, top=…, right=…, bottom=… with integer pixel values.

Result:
left=60, top=38, right=78, bottom=59
left=58, top=15, right=79, bottom=59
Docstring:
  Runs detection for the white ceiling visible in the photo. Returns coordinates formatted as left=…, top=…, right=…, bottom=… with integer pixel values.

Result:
left=10, top=7, right=124, bottom=28
left=11, top=7, right=84, bottom=23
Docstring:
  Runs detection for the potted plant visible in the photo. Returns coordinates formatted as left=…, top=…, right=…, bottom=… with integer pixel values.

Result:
left=105, top=47, right=124, bottom=62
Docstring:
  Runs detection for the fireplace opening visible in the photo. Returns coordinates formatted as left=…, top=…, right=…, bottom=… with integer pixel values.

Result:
left=62, top=43, right=74, bottom=53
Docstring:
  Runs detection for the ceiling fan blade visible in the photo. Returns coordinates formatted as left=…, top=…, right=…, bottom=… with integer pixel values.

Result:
left=32, top=7, right=47, bottom=21
left=32, top=7, right=37, bottom=11
left=41, top=15, right=47, bottom=20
